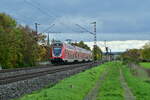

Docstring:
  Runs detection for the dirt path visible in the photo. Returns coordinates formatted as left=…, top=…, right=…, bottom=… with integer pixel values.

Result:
left=119, top=68, right=136, bottom=100
left=84, top=71, right=108, bottom=100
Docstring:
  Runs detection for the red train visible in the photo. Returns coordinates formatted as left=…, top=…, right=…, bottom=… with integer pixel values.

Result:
left=50, top=41, right=92, bottom=64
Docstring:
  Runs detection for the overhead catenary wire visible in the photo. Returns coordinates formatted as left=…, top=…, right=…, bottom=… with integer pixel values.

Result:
left=42, top=24, right=55, bottom=33
left=24, top=0, right=78, bottom=33
left=9, top=7, right=37, bottom=24
left=75, top=24, right=94, bottom=35
left=28, top=0, right=60, bottom=18
left=31, top=0, right=79, bottom=33
left=24, top=0, right=54, bottom=18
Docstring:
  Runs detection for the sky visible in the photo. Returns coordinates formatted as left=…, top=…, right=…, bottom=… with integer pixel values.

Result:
left=85, top=40, right=149, bottom=52
left=1, top=0, right=150, bottom=34
left=0, top=0, right=150, bottom=51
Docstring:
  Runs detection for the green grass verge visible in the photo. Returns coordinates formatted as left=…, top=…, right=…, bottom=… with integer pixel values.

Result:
left=140, top=62, right=150, bottom=68
left=96, top=62, right=124, bottom=100
left=17, top=63, right=109, bottom=100
left=122, top=65, right=150, bottom=100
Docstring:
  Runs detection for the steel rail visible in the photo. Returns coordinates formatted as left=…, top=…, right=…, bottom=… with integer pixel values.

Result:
left=0, top=62, right=96, bottom=85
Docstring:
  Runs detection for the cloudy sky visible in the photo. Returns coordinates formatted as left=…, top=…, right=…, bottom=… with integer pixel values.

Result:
left=85, top=40, right=149, bottom=52
left=0, top=0, right=150, bottom=51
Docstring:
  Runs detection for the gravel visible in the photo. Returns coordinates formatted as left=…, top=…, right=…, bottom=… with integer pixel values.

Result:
left=0, top=62, right=100, bottom=100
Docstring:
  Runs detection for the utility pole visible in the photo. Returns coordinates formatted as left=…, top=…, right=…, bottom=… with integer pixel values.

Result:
left=35, top=23, right=40, bottom=35
left=93, top=22, right=97, bottom=48
left=104, top=40, right=112, bottom=61
left=109, top=48, right=111, bottom=61
left=45, top=24, right=55, bottom=62
left=104, top=40, right=109, bottom=61
left=104, top=40, right=106, bottom=48
left=75, top=22, right=97, bottom=61
left=47, top=32, right=50, bottom=61
left=47, top=33, right=50, bottom=47
left=104, top=40, right=109, bottom=55
left=91, top=22, right=97, bottom=61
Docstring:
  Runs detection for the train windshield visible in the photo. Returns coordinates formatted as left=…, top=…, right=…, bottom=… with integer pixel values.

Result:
left=53, top=47, right=62, bottom=56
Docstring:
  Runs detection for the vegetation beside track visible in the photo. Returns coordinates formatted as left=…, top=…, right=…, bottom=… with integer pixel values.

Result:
left=96, top=62, right=124, bottom=100
left=0, top=13, right=48, bottom=69
left=16, top=62, right=150, bottom=100
left=17, top=63, right=109, bottom=100
left=122, top=65, right=150, bottom=100
left=140, top=62, right=150, bottom=68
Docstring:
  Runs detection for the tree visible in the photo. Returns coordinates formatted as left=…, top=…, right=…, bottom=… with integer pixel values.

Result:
left=0, top=13, right=47, bottom=69
left=0, top=13, right=18, bottom=68
left=72, top=41, right=91, bottom=51
left=141, top=42, right=150, bottom=61
left=121, top=49, right=141, bottom=64
left=92, top=45, right=102, bottom=60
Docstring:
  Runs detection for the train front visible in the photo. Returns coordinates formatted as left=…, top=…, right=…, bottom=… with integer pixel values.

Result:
left=50, top=42, right=64, bottom=64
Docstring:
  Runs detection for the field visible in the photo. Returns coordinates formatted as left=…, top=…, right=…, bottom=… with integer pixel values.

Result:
left=17, top=62, right=150, bottom=100
left=140, top=62, right=150, bottom=68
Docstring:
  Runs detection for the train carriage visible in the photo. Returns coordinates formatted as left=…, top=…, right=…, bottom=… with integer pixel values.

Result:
left=50, top=41, right=92, bottom=64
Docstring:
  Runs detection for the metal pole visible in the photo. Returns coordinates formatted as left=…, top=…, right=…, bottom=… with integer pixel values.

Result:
left=47, top=33, right=50, bottom=46
left=94, top=22, right=97, bottom=47
left=104, top=40, right=106, bottom=48
left=35, top=23, right=40, bottom=35
left=47, top=33, right=50, bottom=61
left=35, top=23, right=38, bottom=34
left=109, top=49, right=111, bottom=61
left=104, top=40, right=109, bottom=61
left=93, top=22, right=97, bottom=61
left=75, top=22, right=97, bottom=61
left=90, top=22, right=97, bottom=61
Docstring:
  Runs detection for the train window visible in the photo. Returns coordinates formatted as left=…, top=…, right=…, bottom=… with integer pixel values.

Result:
left=53, top=48, right=62, bottom=56
left=53, top=43, right=62, bottom=47
left=67, top=44, right=75, bottom=50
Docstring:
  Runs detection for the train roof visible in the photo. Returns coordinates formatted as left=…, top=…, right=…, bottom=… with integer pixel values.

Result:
left=51, top=41, right=91, bottom=54
left=64, top=43, right=91, bottom=54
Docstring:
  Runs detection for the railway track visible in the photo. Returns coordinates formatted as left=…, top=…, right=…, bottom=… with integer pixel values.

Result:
left=0, top=62, right=96, bottom=85
left=0, top=62, right=91, bottom=79
left=0, top=64, right=54, bottom=73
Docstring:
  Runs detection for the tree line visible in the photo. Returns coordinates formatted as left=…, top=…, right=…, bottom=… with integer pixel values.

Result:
left=121, top=42, right=150, bottom=64
left=0, top=13, right=47, bottom=69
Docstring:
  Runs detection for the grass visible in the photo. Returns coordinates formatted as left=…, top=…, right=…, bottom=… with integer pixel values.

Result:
left=17, top=63, right=109, bottom=100
left=96, top=62, right=124, bottom=100
left=140, top=62, right=150, bottom=68
left=17, top=62, right=150, bottom=100
left=122, top=65, right=150, bottom=100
